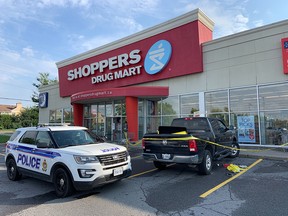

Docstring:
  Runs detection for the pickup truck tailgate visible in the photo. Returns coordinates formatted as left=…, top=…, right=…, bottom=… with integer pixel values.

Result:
left=143, top=139, right=192, bottom=155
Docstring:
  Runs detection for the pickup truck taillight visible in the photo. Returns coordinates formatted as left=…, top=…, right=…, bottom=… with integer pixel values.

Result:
left=142, top=139, right=145, bottom=149
left=188, top=139, right=198, bottom=152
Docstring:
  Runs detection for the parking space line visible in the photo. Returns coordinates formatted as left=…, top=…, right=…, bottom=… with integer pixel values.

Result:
left=128, top=168, right=159, bottom=179
left=128, top=164, right=175, bottom=179
left=0, top=153, right=5, bottom=156
left=200, top=159, right=263, bottom=198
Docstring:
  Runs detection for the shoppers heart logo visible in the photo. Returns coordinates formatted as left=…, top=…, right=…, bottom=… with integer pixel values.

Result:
left=144, top=40, right=172, bottom=75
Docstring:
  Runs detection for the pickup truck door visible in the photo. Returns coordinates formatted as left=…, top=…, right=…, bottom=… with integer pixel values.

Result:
left=210, top=119, right=233, bottom=152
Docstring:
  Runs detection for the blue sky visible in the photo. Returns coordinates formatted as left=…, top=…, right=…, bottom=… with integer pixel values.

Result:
left=0, top=0, right=287, bottom=107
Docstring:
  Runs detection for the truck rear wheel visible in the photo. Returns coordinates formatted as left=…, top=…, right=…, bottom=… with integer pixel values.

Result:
left=153, top=161, right=167, bottom=170
left=198, top=150, right=212, bottom=175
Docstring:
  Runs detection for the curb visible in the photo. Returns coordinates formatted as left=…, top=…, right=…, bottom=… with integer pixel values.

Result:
left=239, top=153, right=288, bottom=161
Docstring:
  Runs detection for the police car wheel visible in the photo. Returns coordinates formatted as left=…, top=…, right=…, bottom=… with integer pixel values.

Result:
left=53, top=168, right=73, bottom=198
left=6, top=158, right=21, bottom=181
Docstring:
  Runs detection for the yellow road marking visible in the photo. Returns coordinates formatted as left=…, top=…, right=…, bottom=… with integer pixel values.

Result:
left=128, top=168, right=159, bottom=179
left=128, top=164, right=174, bottom=179
left=200, top=159, right=263, bottom=198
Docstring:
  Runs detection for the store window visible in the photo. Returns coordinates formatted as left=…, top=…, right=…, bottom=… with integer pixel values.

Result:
left=161, top=96, right=179, bottom=126
left=259, top=83, right=288, bottom=110
left=49, top=110, right=56, bottom=123
left=205, top=90, right=229, bottom=125
left=259, top=83, right=288, bottom=145
left=106, top=102, right=113, bottom=117
left=114, top=100, right=125, bottom=116
left=260, top=110, right=288, bottom=145
left=138, top=100, right=144, bottom=138
left=63, top=108, right=73, bottom=124
left=146, top=100, right=161, bottom=133
left=230, top=87, right=257, bottom=112
left=180, top=94, right=199, bottom=117
left=49, top=108, right=73, bottom=124
left=229, top=87, right=259, bottom=144
left=98, top=104, right=106, bottom=136
left=49, top=109, right=62, bottom=123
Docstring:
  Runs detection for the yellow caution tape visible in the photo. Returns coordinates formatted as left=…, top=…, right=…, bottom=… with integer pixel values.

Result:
left=124, top=132, right=288, bottom=153
left=173, top=131, right=187, bottom=134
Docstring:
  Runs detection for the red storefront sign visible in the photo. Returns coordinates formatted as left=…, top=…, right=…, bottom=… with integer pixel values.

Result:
left=281, top=37, right=288, bottom=74
left=58, top=20, right=212, bottom=97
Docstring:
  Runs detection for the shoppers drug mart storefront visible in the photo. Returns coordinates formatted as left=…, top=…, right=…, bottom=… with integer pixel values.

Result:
left=39, top=9, right=288, bottom=145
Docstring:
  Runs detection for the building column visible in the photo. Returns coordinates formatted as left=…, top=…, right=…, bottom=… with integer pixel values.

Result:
left=72, top=103, right=83, bottom=126
left=125, top=96, right=138, bottom=141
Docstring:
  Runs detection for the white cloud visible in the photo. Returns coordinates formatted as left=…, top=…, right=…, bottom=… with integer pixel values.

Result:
left=178, top=0, right=252, bottom=38
left=233, top=14, right=249, bottom=32
left=0, top=48, right=57, bottom=106
left=78, top=35, right=124, bottom=51
left=114, top=16, right=144, bottom=32
left=22, top=47, right=35, bottom=57
left=235, top=14, right=249, bottom=24
left=36, top=0, right=91, bottom=8
left=253, top=20, right=264, bottom=28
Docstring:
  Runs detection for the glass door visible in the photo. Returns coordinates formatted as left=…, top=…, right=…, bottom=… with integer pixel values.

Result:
left=105, top=117, right=113, bottom=141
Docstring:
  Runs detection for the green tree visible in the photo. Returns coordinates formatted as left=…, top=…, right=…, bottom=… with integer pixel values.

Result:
left=0, top=114, right=13, bottom=129
left=32, top=72, right=58, bottom=103
left=18, top=107, right=39, bottom=127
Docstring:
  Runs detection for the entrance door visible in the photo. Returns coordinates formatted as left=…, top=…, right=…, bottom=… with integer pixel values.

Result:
left=105, top=117, right=113, bottom=141
left=105, top=117, right=123, bottom=143
left=113, top=117, right=122, bottom=143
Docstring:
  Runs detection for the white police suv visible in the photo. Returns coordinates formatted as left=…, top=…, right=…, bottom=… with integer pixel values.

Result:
left=5, top=125, right=132, bottom=197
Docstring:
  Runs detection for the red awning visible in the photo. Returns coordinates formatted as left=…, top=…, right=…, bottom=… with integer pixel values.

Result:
left=71, top=86, right=169, bottom=104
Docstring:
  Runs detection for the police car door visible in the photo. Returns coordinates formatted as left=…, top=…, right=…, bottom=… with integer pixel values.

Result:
left=16, top=130, right=42, bottom=173
left=34, top=130, right=55, bottom=176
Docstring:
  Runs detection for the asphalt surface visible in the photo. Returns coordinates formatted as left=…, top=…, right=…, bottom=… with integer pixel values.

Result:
left=1, top=142, right=288, bottom=216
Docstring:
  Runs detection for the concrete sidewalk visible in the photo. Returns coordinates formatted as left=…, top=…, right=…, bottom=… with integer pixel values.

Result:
left=239, top=146, right=288, bottom=161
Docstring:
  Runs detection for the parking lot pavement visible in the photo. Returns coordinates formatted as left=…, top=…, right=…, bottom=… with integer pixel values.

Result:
left=1, top=141, right=288, bottom=216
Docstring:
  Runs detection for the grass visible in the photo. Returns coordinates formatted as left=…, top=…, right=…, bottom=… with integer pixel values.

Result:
left=0, top=129, right=13, bottom=143
left=0, top=134, right=10, bottom=143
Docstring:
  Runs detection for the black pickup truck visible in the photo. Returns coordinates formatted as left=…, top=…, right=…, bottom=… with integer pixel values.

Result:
left=142, top=117, right=240, bottom=175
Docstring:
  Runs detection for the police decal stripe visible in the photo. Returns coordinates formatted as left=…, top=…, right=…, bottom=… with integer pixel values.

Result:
left=7, top=143, right=61, bottom=158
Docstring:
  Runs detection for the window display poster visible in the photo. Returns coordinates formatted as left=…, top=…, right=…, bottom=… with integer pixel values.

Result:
left=237, top=116, right=256, bottom=143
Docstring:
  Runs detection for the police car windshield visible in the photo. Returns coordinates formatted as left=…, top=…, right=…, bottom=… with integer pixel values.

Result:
left=51, top=130, right=96, bottom=148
